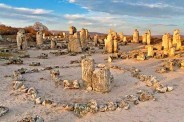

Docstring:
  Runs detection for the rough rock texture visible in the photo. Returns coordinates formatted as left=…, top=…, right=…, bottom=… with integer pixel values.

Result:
left=81, top=58, right=95, bottom=88
left=16, top=29, right=28, bottom=50
left=92, top=67, right=112, bottom=93
left=68, top=26, right=82, bottom=53
left=51, top=38, right=57, bottom=49
left=36, top=31, right=43, bottom=46
left=133, top=29, right=139, bottom=43
left=147, top=45, right=154, bottom=57
left=80, top=28, right=88, bottom=50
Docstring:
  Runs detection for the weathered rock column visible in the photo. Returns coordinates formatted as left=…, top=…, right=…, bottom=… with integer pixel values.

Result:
left=36, top=31, right=43, bottom=46
left=80, top=28, right=87, bottom=50
left=68, top=26, right=82, bottom=53
left=147, top=45, right=154, bottom=57
left=169, top=47, right=175, bottom=57
left=16, top=29, right=27, bottom=50
left=147, top=30, right=151, bottom=45
left=123, top=36, right=127, bottom=43
left=113, top=39, right=118, bottom=53
left=92, top=67, right=111, bottom=93
left=94, top=34, right=98, bottom=46
left=133, top=29, right=139, bottom=43
left=81, top=58, right=95, bottom=89
left=51, top=38, right=57, bottom=49
left=105, top=34, right=113, bottom=53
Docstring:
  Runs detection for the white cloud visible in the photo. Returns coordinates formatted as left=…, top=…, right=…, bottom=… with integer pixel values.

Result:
left=68, top=0, right=76, bottom=3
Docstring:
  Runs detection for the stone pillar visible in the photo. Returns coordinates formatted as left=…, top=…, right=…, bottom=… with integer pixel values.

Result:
left=162, top=33, right=170, bottom=50
left=51, top=38, right=57, bottom=49
left=94, top=34, right=98, bottom=46
left=114, top=39, right=118, bottom=53
left=105, top=34, right=113, bottom=53
left=147, top=45, right=154, bottom=57
left=80, top=28, right=87, bottom=49
left=142, top=33, right=147, bottom=44
left=36, top=31, right=43, bottom=46
left=81, top=58, right=95, bottom=89
left=92, top=67, right=111, bottom=93
left=85, top=29, right=89, bottom=40
left=169, top=47, right=175, bottom=57
left=123, top=36, right=127, bottom=43
left=133, top=29, right=139, bottom=43
left=173, top=29, right=179, bottom=45
left=147, top=30, right=151, bottom=45
left=16, top=29, right=27, bottom=50
left=68, top=26, right=82, bottom=53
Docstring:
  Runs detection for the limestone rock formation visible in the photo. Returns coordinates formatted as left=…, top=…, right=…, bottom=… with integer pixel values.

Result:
left=80, top=28, right=87, bottom=49
left=133, top=29, right=139, bottom=43
left=105, top=32, right=119, bottom=53
left=16, top=29, right=28, bottom=50
left=147, top=45, right=154, bottom=57
left=36, top=31, right=43, bottom=46
left=92, top=67, right=112, bottom=93
left=81, top=58, right=95, bottom=89
left=51, top=38, right=57, bottom=49
left=68, top=26, right=82, bottom=53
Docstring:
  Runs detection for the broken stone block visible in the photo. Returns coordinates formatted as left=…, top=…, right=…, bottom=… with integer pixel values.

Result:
left=50, top=69, right=60, bottom=80
left=0, top=106, right=9, bottom=117
left=147, top=45, right=154, bottom=57
left=74, top=103, right=89, bottom=118
left=117, top=100, right=129, bottom=109
left=87, top=99, right=98, bottom=113
left=138, top=91, right=154, bottom=102
left=13, top=81, right=23, bottom=90
left=29, top=62, right=41, bottom=66
left=18, top=115, right=44, bottom=122
left=6, top=57, right=23, bottom=65
left=98, top=104, right=108, bottom=112
left=81, top=58, right=95, bottom=89
left=92, top=67, right=112, bottom=93
left=107, top=102, right=117, bottom=111
left=37, top=53, right=48, bottom=59
left=35, top=97, right=43, bottom=104
left=42, top=100, right=53, bottom=106
left=63, top=80, right=80, bottom=89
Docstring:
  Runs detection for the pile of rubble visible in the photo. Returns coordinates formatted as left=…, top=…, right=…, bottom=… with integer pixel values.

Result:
left=130, top=67, right=173, bottom=93
left=37, top=53, right=48, bottom=59
left=6, top=57, right=23, bottom=65
left=156, top=59, right=183, bottom=73
left=64, top=90, right=155, bottom=117
left=0, top=106, right=9, bottom=117
left=18, top=115, right=44, bottom=122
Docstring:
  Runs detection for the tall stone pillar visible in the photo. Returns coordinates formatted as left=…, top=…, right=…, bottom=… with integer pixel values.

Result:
left=133, top=29, right=139, bottom=43
left=36, top=31, right=43, bottom=46
left=81, top=58, right=95, bottom=89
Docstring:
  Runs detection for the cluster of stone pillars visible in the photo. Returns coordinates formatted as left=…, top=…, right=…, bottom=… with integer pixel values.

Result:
left=81, top=58, right=112, bottom=93
left=105, top=30, right=118, bottom=53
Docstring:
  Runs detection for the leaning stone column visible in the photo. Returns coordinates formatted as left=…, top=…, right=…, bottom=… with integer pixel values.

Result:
left=92, top=67, right=112, bottom=93
left=81, top=58, right=95, bottom=89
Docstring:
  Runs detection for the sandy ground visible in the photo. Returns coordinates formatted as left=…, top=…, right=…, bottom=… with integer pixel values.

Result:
left=0, top=43, right=184, bottom=122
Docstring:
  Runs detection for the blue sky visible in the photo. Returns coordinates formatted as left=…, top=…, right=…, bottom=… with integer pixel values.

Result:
left=0, top=0, right=183, bottom=34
